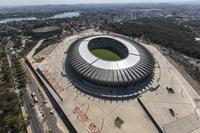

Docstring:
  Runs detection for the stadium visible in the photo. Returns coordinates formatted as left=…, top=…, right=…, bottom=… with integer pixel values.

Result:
left=32, top=26, right=62, bottom=38
left=28, top=29, right=200, bottom=133
left=65, top=35, right=155, bottom=99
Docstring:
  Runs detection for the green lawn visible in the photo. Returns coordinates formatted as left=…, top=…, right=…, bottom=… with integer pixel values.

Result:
left=91, top=49, right=121, bottom=61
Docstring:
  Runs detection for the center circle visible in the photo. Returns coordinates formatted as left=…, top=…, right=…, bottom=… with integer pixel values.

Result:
left=88, top=37, right=129, bottom=61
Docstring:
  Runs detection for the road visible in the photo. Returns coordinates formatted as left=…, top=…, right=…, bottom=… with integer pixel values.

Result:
left=22, top=85, right=45, bottom=133
left=21, top=59, right=63, bottom=133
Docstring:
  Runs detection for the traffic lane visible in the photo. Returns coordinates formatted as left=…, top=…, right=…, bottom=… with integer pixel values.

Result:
left=24, top=99, right=43, bottom=133
left=29, top=77, right=59, bottom=133
left=21, top=61, right=49, bottom=132
left=23, top=62, right=62, bottom=133
left=22, top=87, right=44, bottom=133
left=28, top=76, right=62, bottom=133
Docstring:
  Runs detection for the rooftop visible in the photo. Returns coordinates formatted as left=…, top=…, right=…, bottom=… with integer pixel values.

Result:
left=32, top=26, right=61, bottom=33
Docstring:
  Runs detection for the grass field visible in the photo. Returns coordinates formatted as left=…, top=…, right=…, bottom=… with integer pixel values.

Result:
left=91, top=49, right=121, bottom=61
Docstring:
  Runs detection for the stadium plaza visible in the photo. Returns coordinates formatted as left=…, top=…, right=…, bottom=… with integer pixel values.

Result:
left=27, top=29, right=200, bottom=133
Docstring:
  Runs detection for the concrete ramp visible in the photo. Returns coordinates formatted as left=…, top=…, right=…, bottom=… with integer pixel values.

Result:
left=163, top=113, right=200, bottom=133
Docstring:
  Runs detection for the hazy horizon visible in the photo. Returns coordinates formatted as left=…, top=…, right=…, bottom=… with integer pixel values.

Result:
left=0, top=0, right=199, bottom=6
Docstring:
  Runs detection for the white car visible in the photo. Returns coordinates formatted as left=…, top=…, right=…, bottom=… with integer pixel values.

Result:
left=31, top=92, right=36, bottom=97
left=33, top=97, right=38, bottom=103
left=50, top=110, right=54, bottom=114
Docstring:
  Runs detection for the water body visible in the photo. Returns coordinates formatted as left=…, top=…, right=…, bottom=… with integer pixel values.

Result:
left=0, top=17, right=37, bottom=24
left=0, top=12, right=80, bottom=24
left=50, top=12, right=80, bottom=19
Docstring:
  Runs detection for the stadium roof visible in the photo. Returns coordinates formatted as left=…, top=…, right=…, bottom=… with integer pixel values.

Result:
left=67, top=35, right=154, bottom=87
left=32, top=26, right=61, bottom=33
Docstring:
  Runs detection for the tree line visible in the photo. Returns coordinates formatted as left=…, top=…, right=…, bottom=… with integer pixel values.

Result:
left=0, top=45, right=26, bottom=133
left=101, top=18, right=200, bottom=59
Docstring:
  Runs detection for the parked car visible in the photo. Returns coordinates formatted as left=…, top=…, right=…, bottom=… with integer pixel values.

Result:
left=31, top=92, right=36, bottom=97
left=33, top=96, right=38, bottom=103
left=50, top=109, right=54, bottom=114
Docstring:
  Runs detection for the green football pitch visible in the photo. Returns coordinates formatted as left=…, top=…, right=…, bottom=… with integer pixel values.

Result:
left=91, top=49, right=121, bottom=61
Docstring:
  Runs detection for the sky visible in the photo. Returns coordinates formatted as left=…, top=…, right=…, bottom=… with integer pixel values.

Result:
left=0, top=0, right=197, bottom=6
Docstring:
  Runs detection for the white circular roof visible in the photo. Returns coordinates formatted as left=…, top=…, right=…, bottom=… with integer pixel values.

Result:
left=79, top=35, right=141, bottom=70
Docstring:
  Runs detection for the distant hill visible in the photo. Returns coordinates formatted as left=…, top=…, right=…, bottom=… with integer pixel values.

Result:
left=174, top=1, right=200, bottom=5
left=0, top=2, right=199, bottom=14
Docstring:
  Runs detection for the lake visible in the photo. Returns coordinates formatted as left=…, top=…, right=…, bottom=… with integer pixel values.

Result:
left=0, top=12, right=80, bottom=24
left=50, top=12, right=80, bottom=19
